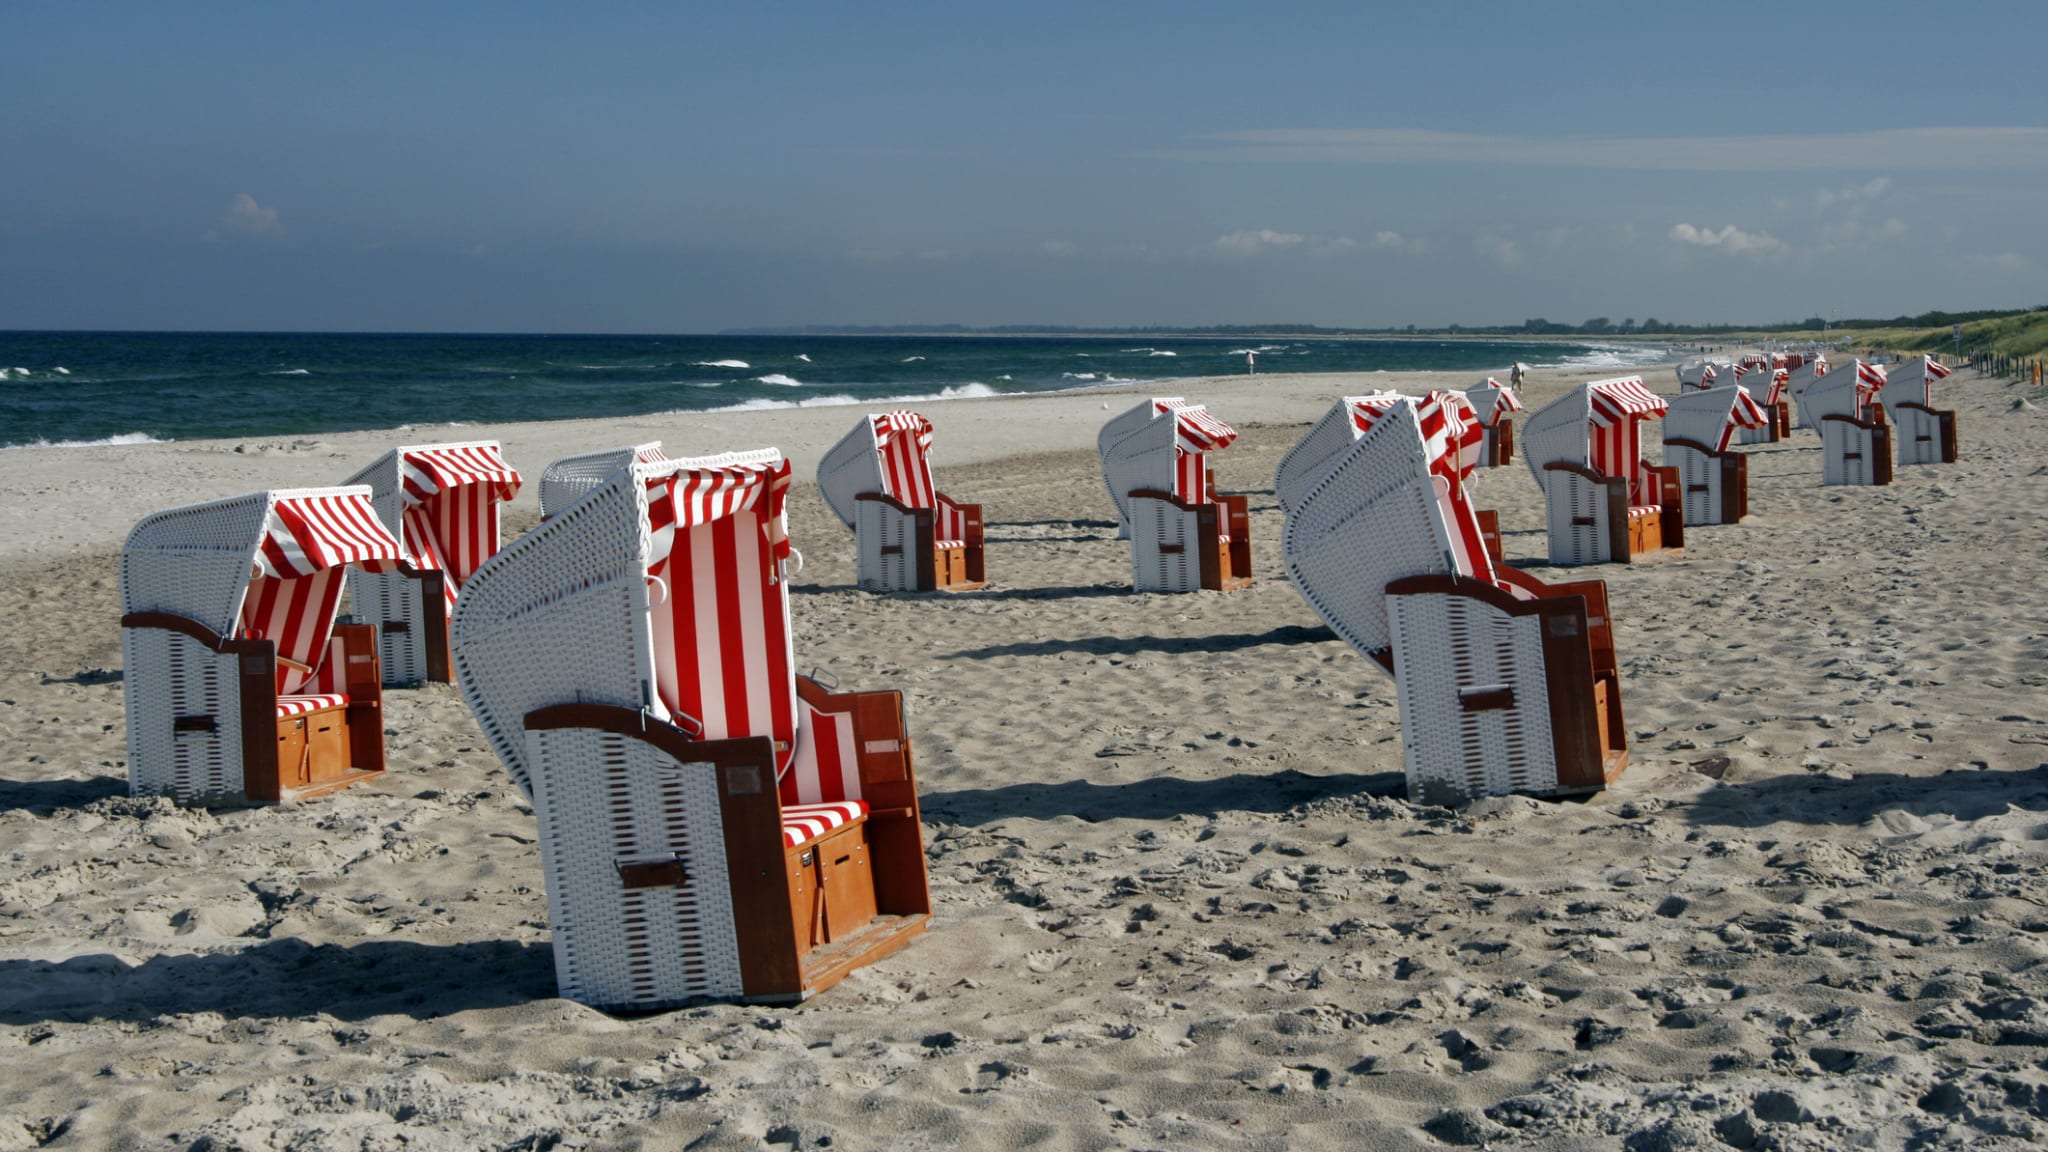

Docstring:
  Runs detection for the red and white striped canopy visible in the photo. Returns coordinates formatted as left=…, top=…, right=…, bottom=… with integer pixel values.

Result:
left=256, top=491, right=404, bottom=579
left=1925, top=357, right=1953, bottom=380
left=1174, top=405, right=1238, bottom=452
left=1588, top=377, right=1670, bottom=427
left=647, top=454, right=793, bottom=570
left=1466, top=379, right=1524, bottom=426
left=1855, top=361, right=1888, bottom=405
left=1418, top=390, right=1485, bottom=484
left=1345, top=393, right=1405, bottom=435
left=1718, top=389, right=1771, bottom=451
left=398, top=444, right=523, bottom=508
left=871, top=411, right=939, bottom=509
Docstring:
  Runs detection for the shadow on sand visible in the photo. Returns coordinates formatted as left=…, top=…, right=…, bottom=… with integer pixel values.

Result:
left=1680, top=763, right=2048, bottom=830
left=0, top=774, right=127, bottom=815
left=0, top=937, right=556, bottom=1026
left=924, top=767, right=1401, bottom=827
left=945, top=623, right=1336, bottom=661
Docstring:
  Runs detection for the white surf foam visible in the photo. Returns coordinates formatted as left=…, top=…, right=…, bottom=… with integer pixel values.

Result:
left=266, top=368, right=311, bottom=376
left=1535, top=343, right=1678, bottom=371
left=697, top=380, right=1003, bottom=416
left=3, top=431, right=167, bottom=450
left=696, top=359, right=751, bottom=369
left=795, top=354, right=812, bottom=362
left=53, top=366, right=70, bottom=375
left=757, top=373, right=803, bottom=387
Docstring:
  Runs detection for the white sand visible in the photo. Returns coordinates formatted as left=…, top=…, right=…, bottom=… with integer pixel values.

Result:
left=3, top=365, right=2046, bottom=1150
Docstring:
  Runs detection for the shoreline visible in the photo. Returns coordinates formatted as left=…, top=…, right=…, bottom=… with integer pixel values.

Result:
left=0, top=363, right=1669, bottom=560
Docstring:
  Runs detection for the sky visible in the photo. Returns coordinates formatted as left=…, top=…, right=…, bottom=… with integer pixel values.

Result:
left=3, top=1, right=2044, bottom=333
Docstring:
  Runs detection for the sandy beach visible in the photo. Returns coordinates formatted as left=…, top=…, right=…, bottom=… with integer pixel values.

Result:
left=4, top=363, right=2047, bottom=1150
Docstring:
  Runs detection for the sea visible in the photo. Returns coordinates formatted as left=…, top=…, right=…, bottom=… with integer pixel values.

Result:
left=0, top=331, right=1674, bottom=449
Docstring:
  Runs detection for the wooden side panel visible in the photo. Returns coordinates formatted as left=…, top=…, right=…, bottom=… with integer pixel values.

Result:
left=1476, top=509, right=1504, bottom=564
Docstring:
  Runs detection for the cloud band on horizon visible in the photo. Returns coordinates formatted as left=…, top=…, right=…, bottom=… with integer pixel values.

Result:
left=1170, top=126, right=2048, bottom=170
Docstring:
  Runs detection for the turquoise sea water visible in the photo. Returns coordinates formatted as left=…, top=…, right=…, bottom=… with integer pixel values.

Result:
left=0, top=331, right=1672, bottom=448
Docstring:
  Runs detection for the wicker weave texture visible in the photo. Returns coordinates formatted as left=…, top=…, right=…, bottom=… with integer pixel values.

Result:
left=1280, top=403, right=1452, bottom=658
left=451, top=467, right=657, bottom=800
left=1100, top=409, right=1179, bottom=538
left=1543, top=469, right=1613, bottom=565
left=526, top=725, right=744, bottom=1009
left=352, top=570, right=431, bottom=685
left=817, top=422, right=883, bottom=529
left=1388, top=590, right=1556, bottom=804
left=124, top=628, right=245, bottom=800
left=120, top=490, right=274, bottom=636
left=1274, top=397, right=1370, bottom=514
left=1519, top=390, right=1591, bottom=487
left=1129, top=495, right=1199, bottom=593
left=1893, top=405, right=1943, bottom=466
left=856, top=498, right=917, bottom=591
left=1822, top=420, right=1884, bottom=486
left=1799, top=372, right=1861, bottom=431
left=538, top=444, right=660, bottom=519
left=1096, top=398, right=1183, bottom=534
left=1663, top=443, right=1724, bottom=526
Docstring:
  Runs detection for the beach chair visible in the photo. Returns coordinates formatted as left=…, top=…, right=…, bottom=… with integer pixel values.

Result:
left=1800, top=361, right=1892, bottom=486
left=539, top=442, right=668, bottom=517
left=450, top=449, right=931, bottom=1010
left=1675, top=360, right=1723, bottom=392
left=1100, top=399, right=1250, bottom=592
left=1783, top=357, right=1830, bottom=429
left=340, top=442, right=522, bottom=686
left=1520, top=377, right=1683, bottom=565
left=1736, top=368, right=1791, bottom=444
left=1098, top=397, right=1187, bottom=538
left=816, top=412, right=985, bottom=593
left=1283, top=396, right=1628, bottom=804
left=1887, top=355, right=1959, bottom=465
left=1463, top=378, right=1523, bottom=467
left=121, top=487, right=405, bottom=804
left=1661, top=386, right=1770, bottom=526
left=1274, top=392, right=1405, bottom=513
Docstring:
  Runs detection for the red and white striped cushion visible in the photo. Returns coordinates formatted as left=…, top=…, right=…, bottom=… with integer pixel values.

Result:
left=780, top=800, right=869, bottom=848
left=275, top=693, right=346, bottom=718
left=647, top=463, right=798, bottom=777
left=935, top=494, right=971, bottom=546
left=1628, top=506, right=1662, bottom=520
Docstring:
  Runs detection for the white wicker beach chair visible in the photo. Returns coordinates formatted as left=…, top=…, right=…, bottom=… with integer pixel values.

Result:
left=1101, top=400, right=1251, bottom=592
left=539, top=442, right=668, bottom=517
left=1463, top=378, right=1524, bottom=467
left=1801, top=361, right=1892, bottom=486
left=1886, top=355, right=1959, bottom=465
left=1273, top=392, right=1404, bottom=514
left=1098, top=397, right=1187, bottom=538
left=450, top=449, right=931, bottom=1010
left=1283, top=397, right=1628, bottom=804
left=1660, top=386, right=1770, bottom=527
left=121, top=487, right=405, bottom=804
left=1736, top=368, right=1791, bottom=444
left=1783, top=356, right=1831, bottom=429
left=1520, top=377, right=1683, bottom=565
left=816, top=412, right=985, bottom=592
left=1675, top=360, right=1728, bottom=392
left=339, top=441, right=522, bottom=686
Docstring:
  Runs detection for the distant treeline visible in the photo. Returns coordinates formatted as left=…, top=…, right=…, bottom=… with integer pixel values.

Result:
left=733, top=306, right=2048, bottom=340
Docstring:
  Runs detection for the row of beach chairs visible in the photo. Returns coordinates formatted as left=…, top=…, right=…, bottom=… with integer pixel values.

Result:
left=116, top=356, right=1961, bottom=1010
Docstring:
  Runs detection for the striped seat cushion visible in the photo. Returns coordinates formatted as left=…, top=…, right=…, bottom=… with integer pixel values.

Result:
left=276, top=693, right=347, bottom=718
left=933, top=539, right=964, bottom=551
left=1627, top=505, right=1662, bottom=520
left=781, top=800, right=869, bottom=848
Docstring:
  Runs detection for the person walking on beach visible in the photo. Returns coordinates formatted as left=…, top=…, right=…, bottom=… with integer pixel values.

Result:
left=1510, top=361, right=1526, bottom=387
left=1246, top=350, right=1257, bottom=375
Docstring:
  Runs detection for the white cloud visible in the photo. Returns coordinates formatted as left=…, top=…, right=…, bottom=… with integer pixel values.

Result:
left=1174, top=126, right=2048, bottom=171
left=1214, top=229, right=1306, bottom=255
left=1475, top=233, right=1521, bottom=266
left=1818, top=176, right=1892, bottom=208
left=1669, top=222, right=1783, bottom=254
left=1371, top=230, right=1426, bottom=253
left=226, top=193, right=280, bottom=236
left=1969, top=251, right=2026, bottom=270
left=1873, top=217, right=1908, bottom=240
left=1040, top=240, right=1080, bottom=256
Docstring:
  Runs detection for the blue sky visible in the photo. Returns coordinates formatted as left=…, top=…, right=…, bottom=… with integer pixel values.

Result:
left=3, top=1, right=2043, bottom=332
